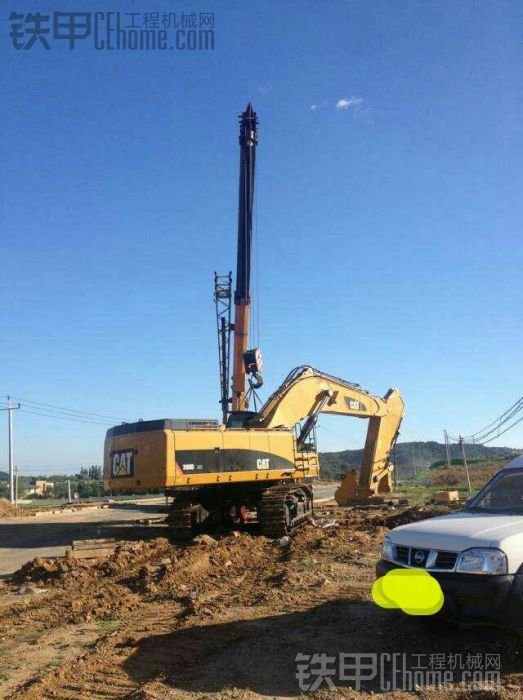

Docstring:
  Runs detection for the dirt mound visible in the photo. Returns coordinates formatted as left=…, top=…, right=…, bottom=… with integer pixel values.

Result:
left=13, top=556, right=76, bottom=584
left=5, top=504, right=461, bottom=636
left=0, top=498, right=34, bottom=518
left=379, top=503, right=462, bottom=528
left=10, top=526, right=370, bottom=623
left=11, top=504, right=459, bottom=592
left=319, top=502, right=464, bottom=532
left=13, top=538, right=177, bottom=586
left=7, top=532, right=285, bottom=632
left=0, top=497, right=19, bottom=518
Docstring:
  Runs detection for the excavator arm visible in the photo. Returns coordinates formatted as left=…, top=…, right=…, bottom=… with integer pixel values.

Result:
left=249, top=366, right=404, bottom=504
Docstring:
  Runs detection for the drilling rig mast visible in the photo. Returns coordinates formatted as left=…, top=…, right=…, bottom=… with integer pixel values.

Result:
left=215, top=103, right=263, bottom=422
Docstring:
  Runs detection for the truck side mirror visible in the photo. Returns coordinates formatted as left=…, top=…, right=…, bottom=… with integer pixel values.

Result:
left=465, top=496, right=474, bottom=508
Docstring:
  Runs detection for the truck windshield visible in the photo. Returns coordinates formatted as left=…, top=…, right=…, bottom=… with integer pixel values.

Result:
left=468, top=468, right=523, bottom=514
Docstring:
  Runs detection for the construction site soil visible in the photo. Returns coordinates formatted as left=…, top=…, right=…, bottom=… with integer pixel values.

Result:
left=0, top=503, right=521, bottom=698
left=0, top=500, right=25, bottom=519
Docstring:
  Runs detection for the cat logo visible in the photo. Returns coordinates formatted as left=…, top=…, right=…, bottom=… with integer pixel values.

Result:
left=345, top=397, right=367, bottom=412
left=257, top=458, right=270, bottom=470
left=111, top=450, right=135, bottom=478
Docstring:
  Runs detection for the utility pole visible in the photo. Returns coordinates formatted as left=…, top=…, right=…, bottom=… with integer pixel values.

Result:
left=0, top=398, right=21, bottom=505
left=67, top=478, right=72, bottom=503
left=411, top=445, right=417, bottom=477
left=459, top=435, right=472, bottom=494
left=14, top=465, right=19, bottom=505
left=444, top=430, right=452, bottom=469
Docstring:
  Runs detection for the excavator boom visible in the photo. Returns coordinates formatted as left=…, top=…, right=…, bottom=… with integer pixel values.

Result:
left=249, top=366, right=404, bottom=503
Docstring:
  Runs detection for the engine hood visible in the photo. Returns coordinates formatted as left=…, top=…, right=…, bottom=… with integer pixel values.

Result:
left=389, top=512, right=523, bottom=572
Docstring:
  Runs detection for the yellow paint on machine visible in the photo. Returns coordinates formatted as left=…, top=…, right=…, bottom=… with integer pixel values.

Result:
left=103, top=427, right=320, bottom=492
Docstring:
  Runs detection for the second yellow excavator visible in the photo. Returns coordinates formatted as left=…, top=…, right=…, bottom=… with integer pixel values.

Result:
left=103, top=104, right=404, bottom=537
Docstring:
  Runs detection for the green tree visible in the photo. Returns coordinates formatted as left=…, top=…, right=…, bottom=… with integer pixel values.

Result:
left=88, top=465, right=102, bottom=479
left=53, top=481, right=70, bottom=499
left=77, top=479, right=102, bottom=498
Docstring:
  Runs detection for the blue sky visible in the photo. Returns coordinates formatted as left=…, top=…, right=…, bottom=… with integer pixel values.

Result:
left=1, top=0, right=522, bottom=473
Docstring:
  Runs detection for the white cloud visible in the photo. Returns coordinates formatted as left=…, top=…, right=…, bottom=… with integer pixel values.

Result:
left=311, top=97, right=371, bottom=122
left=256, top=84, right=272, bottom=94
left=335, top=97, right=364, bottom=110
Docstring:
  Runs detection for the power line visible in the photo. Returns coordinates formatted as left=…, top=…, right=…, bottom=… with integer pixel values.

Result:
left=7, top=395, right=132, bottom=423
left=460, top=397, right=523, bottom=442
left=469, top=400, right=523, bottom=443
left=19, top=408, right=113, bottom=426
left=13, top=465, right=102, bottom=473
left=3, top=461, right=101, bottom=469
left=467, top=396, right=523, bottom=439
left=481, top=414, right=523, bottom=445
left=448, top=393, right=523, bottom=445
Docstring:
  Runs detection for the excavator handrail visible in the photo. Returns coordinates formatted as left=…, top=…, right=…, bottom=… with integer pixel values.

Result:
left=280, top=365, right=364, bottom=391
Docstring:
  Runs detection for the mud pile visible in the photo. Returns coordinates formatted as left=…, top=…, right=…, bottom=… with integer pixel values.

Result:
left=0, top=497, right=20, bottom=518
left=9, top=521, right=388, bottom=629
left=377, top=502, right=462, bottom=528
left=318, top=501, right=463, bottom=532
left=0, top=498, right=36, bottom=518
left=12, top=503, right=456, bottom=591
left=7, top=503, right=460, bottom=630
left=14, top=538, right=177, bottom=587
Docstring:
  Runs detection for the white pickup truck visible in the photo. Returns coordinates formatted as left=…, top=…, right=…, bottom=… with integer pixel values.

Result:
left=376, top=455, right=523, bottom=624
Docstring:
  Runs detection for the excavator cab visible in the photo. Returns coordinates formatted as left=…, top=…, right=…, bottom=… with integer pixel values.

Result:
left=227, top=411, right=259, bottom=429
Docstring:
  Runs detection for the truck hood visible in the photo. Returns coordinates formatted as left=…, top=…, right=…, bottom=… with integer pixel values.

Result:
left=389, top=512, right=523, bottom=572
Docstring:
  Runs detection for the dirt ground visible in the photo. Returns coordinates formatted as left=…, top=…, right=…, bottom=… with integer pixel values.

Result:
left=0, top=502, right=168, bottom=577
left=0, top=503, right=521, bottom=699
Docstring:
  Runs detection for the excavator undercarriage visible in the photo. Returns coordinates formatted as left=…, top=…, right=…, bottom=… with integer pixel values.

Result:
left=165, top=481, right=314, bottom=538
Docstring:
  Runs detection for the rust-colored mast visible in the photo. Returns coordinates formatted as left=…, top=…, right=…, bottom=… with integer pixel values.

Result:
left=231, top=104, right=258, bottom=412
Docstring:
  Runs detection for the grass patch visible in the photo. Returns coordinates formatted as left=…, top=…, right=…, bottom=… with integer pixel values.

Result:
left=96, top=619, right=124, bottom=631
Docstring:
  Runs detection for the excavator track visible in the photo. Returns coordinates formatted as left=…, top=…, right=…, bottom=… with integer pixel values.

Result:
left=166, top=502, right=195, bottom=538
left=258, top=484, right=313, bottom=538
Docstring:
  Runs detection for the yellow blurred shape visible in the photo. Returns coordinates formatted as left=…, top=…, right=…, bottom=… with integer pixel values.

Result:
left=372, top=569, right=444, bottom=616
left=371, top=576, right=397, bottom=608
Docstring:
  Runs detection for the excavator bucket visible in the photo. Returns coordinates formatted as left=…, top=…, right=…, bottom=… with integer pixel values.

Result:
left=334, top=468, right=393, bottom=506
left=334, top=470, right=359, bottom=506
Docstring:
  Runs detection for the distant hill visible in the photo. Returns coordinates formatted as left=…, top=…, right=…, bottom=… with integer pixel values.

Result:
left=319, top=441, right=520, bottom=482
left=0, top=471, right=8, bottom=481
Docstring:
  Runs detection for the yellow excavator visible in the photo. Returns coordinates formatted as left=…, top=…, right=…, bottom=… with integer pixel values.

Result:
left=103, top=105, right=405, bottom=537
